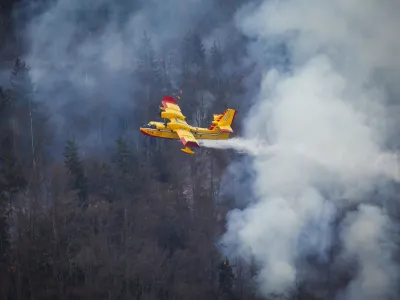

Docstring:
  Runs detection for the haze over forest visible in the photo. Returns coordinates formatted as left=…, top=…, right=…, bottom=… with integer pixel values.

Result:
left=1, top=0, right=400, bottom=299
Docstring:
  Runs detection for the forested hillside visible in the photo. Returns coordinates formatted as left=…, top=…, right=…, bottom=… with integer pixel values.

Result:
left=2, top=1, right=400, bottom=300
left=0, top=1, right=262, bottom=299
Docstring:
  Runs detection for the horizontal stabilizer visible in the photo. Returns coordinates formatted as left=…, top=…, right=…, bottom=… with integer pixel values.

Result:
left=208, top=109, right=236, bottom=131
left=219, top=125, right=233, bottom=133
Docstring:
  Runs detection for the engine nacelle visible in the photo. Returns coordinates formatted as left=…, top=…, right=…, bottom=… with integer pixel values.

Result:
left=161, top=111, right=185, bottom=120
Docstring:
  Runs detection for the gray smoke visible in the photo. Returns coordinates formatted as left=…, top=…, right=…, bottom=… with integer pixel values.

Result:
left=12, top=0, right=400, bottom=298
left=213, top=0, right=400, bottom=299
left=338, top=204, right=399, bottom=300
left=14, top=0, right=237, bottom=153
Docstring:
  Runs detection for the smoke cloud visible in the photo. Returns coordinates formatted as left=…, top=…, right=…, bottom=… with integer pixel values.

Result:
left=13, top=0, right=237, bottom=153
left=9, top=0, right=400, bottom=298
left=338, top=204, right=399, bottom=300
left=206, top=0, right=400, bottom=298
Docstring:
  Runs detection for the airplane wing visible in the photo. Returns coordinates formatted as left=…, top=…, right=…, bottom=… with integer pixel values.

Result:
left=161, top=96, right=186, bottom=120
left=162, top=96, right=181, bottom=112
left=174, top=129, right=200, bottom=148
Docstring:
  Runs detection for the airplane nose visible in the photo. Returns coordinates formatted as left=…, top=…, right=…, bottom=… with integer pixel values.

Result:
left=140, top=128, right=152, bottom=137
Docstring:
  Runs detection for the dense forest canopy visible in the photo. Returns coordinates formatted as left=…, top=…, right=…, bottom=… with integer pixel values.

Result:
left=1, top=0, right=400, bottom=299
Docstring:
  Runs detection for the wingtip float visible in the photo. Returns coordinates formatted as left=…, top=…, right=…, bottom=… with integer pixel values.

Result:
left=139, top=95, right=236, bottom=155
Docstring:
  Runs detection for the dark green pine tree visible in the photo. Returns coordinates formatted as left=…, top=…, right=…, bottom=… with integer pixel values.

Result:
left=190, top=33, right=206, bottom=71
left=8, top=57, right=50, bottom=168
left=0, top=87, right=10, bottom=117
left=0, top=150, right=26, bottom=264
left=8, top=57, right=36, bottom=161
left=180, top=31, right=206, bottom=78
left=209, top=40, right=229, bottom=116
left=136, top=31, right=162, bottom=86
left=210, top=40, right=223, bottom=79
left=134, top=31, right=163, bottom=131
left=112, top=137, right=136, bottom=194
left=63, top=139, right=88, bottom=206
left=181, top=31, right=206, bottom=73
left=218, top=259, right=236, bottom=300
left=98, top=162, right=115, bottom=202
left=9, top=57, right=34, bottom=106
left=0, top=85, right=27, bottom=270
left=159, top=55, right=173, bottom=95
left=178, top=31, right=208, bottom=118
left=113, top=137, right=132, bottom=176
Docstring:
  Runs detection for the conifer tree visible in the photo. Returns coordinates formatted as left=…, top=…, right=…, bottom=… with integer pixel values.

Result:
left=136, top=31, right=162, bottom=86
left=181, top=31, right=206, bottom=77
left=134, top=31, right=163, bottom=128
left=0, top=87, right=10, bottom=117
left=0, top=134, right=26, bottom=271
left=9, top=57, right=34, bottom=106
left=218, top=259, right=235, bottom=299
left=8, top=57, right=50, bottom=169
left=8, top=57, right=36, bottom=162
left=63, top=138, right=88, bottom=205
left=178, top=31, right=208, bottom=119
left=209, top=40, right=229, bottom=114
left=113, top=137, right=132, bottom=176
left=211, top=41, right=223, bottom=73
left=191, top=33, right=206, bottom=71
left=98, top=162, right=114, bottom=202
left=112, top=137, right=136, bottom=194
left=0, top=83, right=27, bottom=265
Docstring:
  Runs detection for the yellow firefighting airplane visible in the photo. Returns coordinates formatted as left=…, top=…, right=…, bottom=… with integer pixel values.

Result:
left=140, top=96, right=236, bottom=155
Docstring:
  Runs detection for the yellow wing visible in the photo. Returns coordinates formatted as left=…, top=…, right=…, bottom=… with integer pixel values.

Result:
left=161, top=96, right=181, bottom=111
left=174, top=129, right=200, bottom=148
left=160, top=96, right=185, bottom=120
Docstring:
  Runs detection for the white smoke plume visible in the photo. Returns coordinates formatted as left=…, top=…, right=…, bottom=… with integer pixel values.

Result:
left=13, top=0, right=236, bottom=152
left=203, top=0, right=400, bottom=298
left=338, top=204, right=399, bottom=300
left=200, top=138, right=273, bottom=156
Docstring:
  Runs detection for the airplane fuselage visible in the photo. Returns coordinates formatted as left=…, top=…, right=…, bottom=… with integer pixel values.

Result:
left=140, top=118, right=230, bottom=140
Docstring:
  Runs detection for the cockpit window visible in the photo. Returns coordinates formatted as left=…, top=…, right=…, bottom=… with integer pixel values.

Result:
left=142, top=123, right=157, bottom=129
